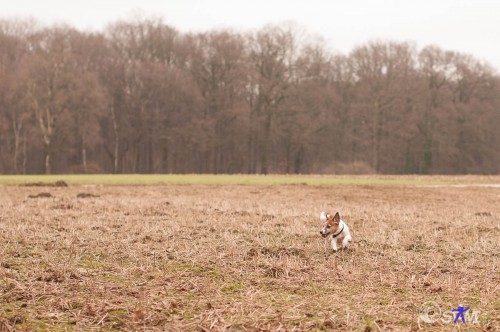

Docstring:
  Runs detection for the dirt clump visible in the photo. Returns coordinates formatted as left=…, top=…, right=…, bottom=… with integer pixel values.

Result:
left=76, top=193, right=99, bottom=198
left=28, top=192, right=52, bottom=198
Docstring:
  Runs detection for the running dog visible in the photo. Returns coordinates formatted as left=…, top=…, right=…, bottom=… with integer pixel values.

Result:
left=319, top=211, right=352, bottom=251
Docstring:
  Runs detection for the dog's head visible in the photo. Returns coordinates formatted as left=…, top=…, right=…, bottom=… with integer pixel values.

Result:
left=319, top=211, right=341, bottom=238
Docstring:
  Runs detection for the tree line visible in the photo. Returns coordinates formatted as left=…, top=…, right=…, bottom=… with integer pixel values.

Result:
left=1, top=18, right=499, bottom=175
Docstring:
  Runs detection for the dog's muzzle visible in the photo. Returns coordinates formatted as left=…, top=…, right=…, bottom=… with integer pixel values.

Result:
left=320, top=231, right=329, bottom=238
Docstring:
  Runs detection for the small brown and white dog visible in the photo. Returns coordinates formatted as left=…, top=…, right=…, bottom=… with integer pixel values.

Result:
left=319, top=212, right=352, bottom=251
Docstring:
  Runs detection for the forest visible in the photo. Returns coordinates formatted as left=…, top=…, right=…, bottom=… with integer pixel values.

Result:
left=1, top=18, right=499, bottom=175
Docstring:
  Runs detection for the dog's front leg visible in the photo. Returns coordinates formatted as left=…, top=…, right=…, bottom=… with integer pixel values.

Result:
left=331, top=238, right=338, bottom=252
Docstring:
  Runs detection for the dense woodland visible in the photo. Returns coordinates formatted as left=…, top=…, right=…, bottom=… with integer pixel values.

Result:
left=1, top=18, right=499, bottom=175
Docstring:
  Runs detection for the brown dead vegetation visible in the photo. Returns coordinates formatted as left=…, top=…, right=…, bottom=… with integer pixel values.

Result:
left=27, top=192, right=52, bottom=199
left=0, top=182, right=498, bottom=330
left=76, top=193, right=100, bottom=199
left=22, top=181, right=68, bottom=187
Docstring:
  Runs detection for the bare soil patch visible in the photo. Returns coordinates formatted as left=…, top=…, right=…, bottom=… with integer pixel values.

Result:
left=0, top=183, right=498, bottom=330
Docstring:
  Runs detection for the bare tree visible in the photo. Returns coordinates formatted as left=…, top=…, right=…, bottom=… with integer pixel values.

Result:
left=24, top=28, right=70, bottom=173
left=64, top=31, right=107, bottom=173
left=349, top=41, right=419, bottom=173
left=0, top=20, right=37, bottom=173
left=187, top=31, right=250, bottom=173
left=247, top=25, right=298, bottom=174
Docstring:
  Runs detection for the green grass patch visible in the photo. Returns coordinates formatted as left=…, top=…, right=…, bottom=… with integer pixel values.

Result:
left=80, top=257, right=107, bottom=269
left=221, top=281, right=244, bottom=294
left=98, top=275, right=130, bottom=285
left=0, top=174, right=486, bottom=186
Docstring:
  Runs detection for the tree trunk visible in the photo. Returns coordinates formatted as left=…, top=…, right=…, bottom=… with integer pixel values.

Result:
left=372, top=98, right=381, bottom=172
left=45, top=151, right=51, bottom=174
left=81, top=134, right=87, bottom=173
left=22, top=133, right=27, bottom=175
left=110, top=106, right=120, bottom=173
left=12, top=117, right=23, bottom=174
left=260, top=110, right=272, bottom=174
left=147, top=134, right=153, bottom=173
left=161, top=142, right=168, bottom=173
left=82, top=147, right=87, bottom=173
left=43, top=135, right=52, bottom=174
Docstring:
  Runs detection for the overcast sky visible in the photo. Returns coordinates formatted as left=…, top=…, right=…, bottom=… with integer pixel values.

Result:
left=2, top=0, right=499, bottom=71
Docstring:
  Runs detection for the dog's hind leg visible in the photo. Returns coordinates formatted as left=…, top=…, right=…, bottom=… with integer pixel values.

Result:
left=342, top=235, right=352, bottom=249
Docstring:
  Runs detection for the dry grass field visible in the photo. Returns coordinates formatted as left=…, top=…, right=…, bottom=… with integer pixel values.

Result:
left=0, top=177, right=499, bottom=331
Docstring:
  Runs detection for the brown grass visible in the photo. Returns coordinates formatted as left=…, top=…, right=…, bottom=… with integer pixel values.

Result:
left=0, top=182, right=498, bottom=331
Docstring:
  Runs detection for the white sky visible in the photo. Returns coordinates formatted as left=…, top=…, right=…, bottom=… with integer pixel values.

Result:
left=2, top=0, right=499, bottom=71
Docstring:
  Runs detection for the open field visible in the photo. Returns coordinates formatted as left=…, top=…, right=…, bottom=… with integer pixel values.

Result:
left=0, top=177, right=499, bottom=330
left=2, top=173, right=500, bottom=186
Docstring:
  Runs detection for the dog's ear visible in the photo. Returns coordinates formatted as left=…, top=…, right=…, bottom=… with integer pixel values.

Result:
left=333, top=212, right=341, bottom=224
left=320, top=212, right=327, bottom=222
